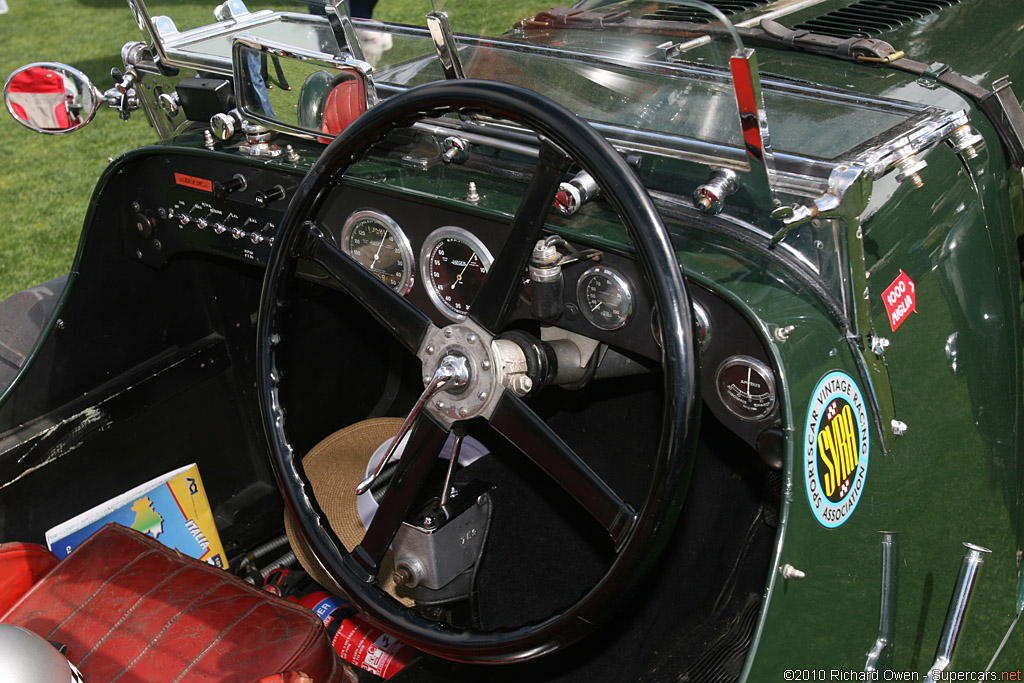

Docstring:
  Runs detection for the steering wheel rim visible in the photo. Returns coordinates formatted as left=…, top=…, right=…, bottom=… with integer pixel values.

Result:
left=258, top=79, right=698, bottom=663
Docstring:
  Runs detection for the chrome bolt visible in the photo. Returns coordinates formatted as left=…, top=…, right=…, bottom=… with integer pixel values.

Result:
left=393, top=566, right=413, bottom=587
left=774, top=325, right=796, bottom=343
left=477, top=391, right=487, bottom=400
left=509, top=375, right=534, bottom=396
left=891, top=420, right=908, bottom=436
left=426, top=345, right=435, bottom=355
left=467, top=333, right=478, bottom=344
left=449, top=487, right=459, bottom=498
left=422, top=516, right=435, bottom=528
left=458, top=407, right=469, bottom=417
left=780, top=564, right=806, bottom=580
left=436, top=401, right=445, bottom=409
left=467, top=182, right=480, bottom=203
left=871, top=336, right=891, bottom=355
left=481, top=360, right=491, bottom=371
left=443, top=328, right=453, bottom=338
left=423, top=375, right=432, bottom=384
left=285, top=145, right=300, bottom=163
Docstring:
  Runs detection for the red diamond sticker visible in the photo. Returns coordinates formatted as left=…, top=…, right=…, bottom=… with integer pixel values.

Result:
left=882, top=270, right=917, bottom=332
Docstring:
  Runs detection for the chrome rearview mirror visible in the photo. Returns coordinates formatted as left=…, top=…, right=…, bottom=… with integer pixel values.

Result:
left=232, top=36, right=376, bottom=140
left=4, top=63, right=102, bottom=135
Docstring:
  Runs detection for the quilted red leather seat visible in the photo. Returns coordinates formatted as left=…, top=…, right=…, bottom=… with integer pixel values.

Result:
left=1, top=524, right=348, bottom=683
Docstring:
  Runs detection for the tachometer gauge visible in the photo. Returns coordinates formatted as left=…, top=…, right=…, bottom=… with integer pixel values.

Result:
left=340, top=209, right=414, bottom=295
left=715, top=356, right=776, bottom=421
left=577, top=266, right=633, bottom=331
left=420, top=226, right=494, bottom=321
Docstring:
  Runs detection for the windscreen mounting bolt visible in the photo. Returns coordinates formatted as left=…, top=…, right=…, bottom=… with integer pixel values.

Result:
left=780, top=564, right=806, bottom=580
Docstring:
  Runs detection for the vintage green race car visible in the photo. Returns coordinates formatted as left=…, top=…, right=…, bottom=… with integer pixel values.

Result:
left=2, top=0, right=1022, bottom=680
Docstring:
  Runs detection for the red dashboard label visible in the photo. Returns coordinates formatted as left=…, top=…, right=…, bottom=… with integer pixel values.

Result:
left=174, top=172, right=213, bottom=193
left=882, top=269, right=917, bottom=332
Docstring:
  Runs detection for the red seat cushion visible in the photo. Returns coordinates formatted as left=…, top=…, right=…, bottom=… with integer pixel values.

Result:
left=1, top=524, right=348, bottom=683
left=0, top=542, right=58, bottom=615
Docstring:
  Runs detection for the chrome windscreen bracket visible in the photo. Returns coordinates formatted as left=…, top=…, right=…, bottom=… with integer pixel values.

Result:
left=730, top=46, right=779, bottom=209
left=325, top=0, right=368, bottom=65
left=426, top=9, right=466, bottom=80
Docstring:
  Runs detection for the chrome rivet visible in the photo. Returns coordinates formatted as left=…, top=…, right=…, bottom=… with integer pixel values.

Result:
left=774, top=325, right=795, bottom=343
left=443, top=328, right=453, bottom=338
left=423, top=375, right=431, bottom=384
left=467, top=333, right=478, bottom=343
left=458, top=407, right=469, bottom=417
left=477, top=391, right=487, bottom=400
left=436, top=401, right=445, bottom=409
left=426, top=345, right=435, bottom=355
left=780, top=564, right=806, bottom=580
left=481, top=360, right=491, bottom=371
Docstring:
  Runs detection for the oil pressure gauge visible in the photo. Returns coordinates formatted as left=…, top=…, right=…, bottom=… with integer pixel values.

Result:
left=715, top=356, right=776, bottom=421
left=577, top=266, right=633, bottom=331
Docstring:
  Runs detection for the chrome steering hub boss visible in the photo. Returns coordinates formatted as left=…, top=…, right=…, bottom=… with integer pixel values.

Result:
left=416, top=319, right=531, bottom=427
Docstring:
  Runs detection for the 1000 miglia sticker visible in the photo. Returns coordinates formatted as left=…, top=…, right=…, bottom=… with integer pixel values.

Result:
left=804, top=371, right=869, bottom=528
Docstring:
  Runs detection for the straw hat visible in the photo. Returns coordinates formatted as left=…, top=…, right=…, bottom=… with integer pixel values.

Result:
left=283, top=417, right=414, bottom=604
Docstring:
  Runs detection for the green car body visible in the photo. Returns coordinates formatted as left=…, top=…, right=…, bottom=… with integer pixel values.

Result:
left=1, top=0, right=1023, bottom=679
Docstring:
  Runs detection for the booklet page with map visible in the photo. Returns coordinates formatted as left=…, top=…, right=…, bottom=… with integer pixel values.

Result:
left=44, top=463, right=228, bottom=568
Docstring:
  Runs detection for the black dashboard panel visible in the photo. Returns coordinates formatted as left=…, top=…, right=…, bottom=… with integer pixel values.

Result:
left=121, top=150, right=781, bottom=457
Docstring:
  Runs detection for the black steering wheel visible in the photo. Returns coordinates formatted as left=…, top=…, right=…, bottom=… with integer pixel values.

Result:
left=258, top=79, right=698, bottom=663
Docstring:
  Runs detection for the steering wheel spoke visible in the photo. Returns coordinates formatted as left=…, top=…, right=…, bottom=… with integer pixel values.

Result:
left=352, top=413, right=451, bottom=574
left=470, top=139, right=571, bottom=334
left=489, top=388, right=637, bottom=548
left=301, top=222, right=433, bottom=354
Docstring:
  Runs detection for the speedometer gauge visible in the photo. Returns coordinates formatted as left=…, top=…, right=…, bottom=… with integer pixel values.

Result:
left=341, top=209, right=414, bottom=295
left=420, top=226, right=493, bottom=321
left=577, top=266, right=633, bottom=331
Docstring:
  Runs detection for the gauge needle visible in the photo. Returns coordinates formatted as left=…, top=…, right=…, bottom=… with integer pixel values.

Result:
left=371, top=236, right=386, bottom=264
left=451, top=254, right=477, bottom=289
left=746, top=367, right=752, bottom=398
left=591, top=302, right=602, bottom=312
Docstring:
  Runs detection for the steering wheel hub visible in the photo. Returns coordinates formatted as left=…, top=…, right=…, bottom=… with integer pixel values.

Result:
left=417, top=320, right=507, bottom=426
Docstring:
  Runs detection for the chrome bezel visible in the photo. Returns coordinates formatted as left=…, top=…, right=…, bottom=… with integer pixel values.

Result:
left=340, top=209, right=415, bottom=296
left=577, top=265, right=634, bottom=331
left=714, top=355, right=777, bottom=422
left=420, top=226, right=494, bottom=322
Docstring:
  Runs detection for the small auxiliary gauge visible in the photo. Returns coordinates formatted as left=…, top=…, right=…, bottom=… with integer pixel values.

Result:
left=577, top=266, right=634, bottom=331
left=341, top=209, right=415, bottom=295
left=715, top=356, right=776, bottom=421
left=420, top=226, right=494, bottom=321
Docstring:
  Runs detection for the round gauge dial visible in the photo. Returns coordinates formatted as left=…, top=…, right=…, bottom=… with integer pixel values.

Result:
left=577, top=266, right=634, bottom=331
left=340, top=209, right=415, bottom=295
left=715, top=356, right=776, bottom=421
left=420, top=226, right=494, bottom=321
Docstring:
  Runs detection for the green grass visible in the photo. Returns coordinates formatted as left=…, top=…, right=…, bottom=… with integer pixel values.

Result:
left=0, top=2, right=157, bottom=300
left=0, top=0, right=546, bottom=301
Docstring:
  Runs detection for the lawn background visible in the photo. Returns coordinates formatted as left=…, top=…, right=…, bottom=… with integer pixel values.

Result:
left=0, top=0, right=544, bottom=301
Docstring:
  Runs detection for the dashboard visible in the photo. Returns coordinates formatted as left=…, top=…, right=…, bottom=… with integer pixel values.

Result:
left=124, top=149, right=783, bottom=463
